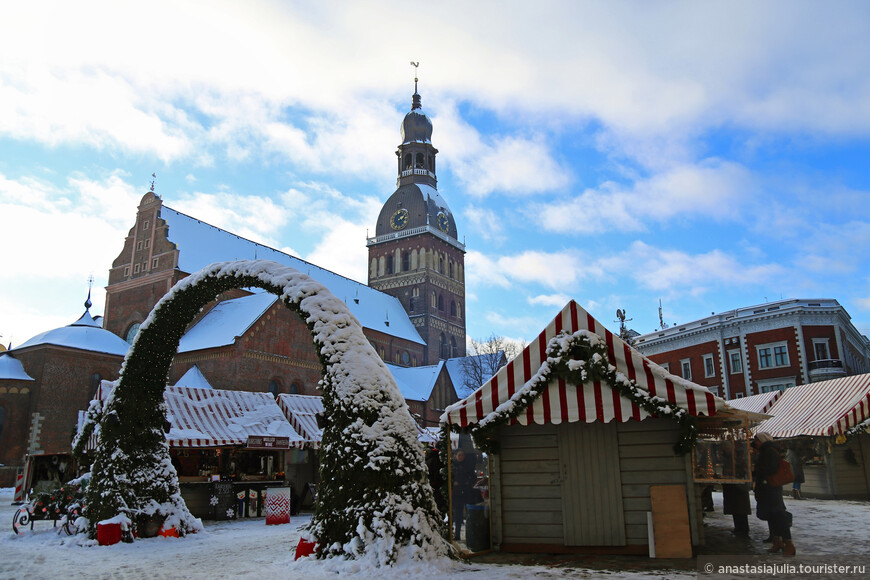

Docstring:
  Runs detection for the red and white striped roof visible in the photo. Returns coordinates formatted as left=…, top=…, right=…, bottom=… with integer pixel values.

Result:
left=442, top=301, right=722, bottom=428
left=83, top=382, right=305, bottom=449
left=726, top=390, right=782, bottom=415
left=753, top=374, right=870, bottom=438
left=276, top=394, right=324, bottom=448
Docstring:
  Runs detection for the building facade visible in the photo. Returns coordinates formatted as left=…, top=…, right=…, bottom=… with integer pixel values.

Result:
left=633, top=298, right=870, bottom=399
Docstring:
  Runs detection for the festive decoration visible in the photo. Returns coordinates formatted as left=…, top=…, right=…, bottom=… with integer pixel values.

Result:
left=83, top=260, right=451, bottom=565
left=840, top=418, right=870, bottom=443
left=445, top=329, right=700, bottom=456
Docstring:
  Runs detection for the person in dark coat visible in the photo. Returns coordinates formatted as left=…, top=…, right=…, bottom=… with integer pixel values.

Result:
left=451, top=449, right=477, bottom=540
left=722, top=483, right=751, bottom=536
left=786, top=446, right=805, bottom=500
left=752, top=432, right=796, bottom=556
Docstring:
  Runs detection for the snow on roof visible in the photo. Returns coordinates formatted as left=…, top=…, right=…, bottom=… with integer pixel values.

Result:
left=443, top=354, right=503, bottom=399
left=173, top=365, right=213, bottom=389
left=177, top=293, right=278, bottom=352
left=385, top=362, right=443, bottom=402
left=753, top=374, right=870, bottom=438
left=276, top=394, right=324, bottom=447
left=14, top=310, right=130, bottom=356
left=0, top=352, right=35, bottom=381
left=161, top=206, right=424, bottom=346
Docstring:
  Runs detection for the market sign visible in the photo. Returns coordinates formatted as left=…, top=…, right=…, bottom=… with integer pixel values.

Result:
left=246, top=436, right=291, bottom=449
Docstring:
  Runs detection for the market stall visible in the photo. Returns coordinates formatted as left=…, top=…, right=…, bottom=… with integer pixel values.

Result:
left=78, top=381, right=305, bottom=519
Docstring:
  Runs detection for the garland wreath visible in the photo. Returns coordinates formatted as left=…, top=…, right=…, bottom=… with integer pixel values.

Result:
left=445, top=329, right=699, bottom=456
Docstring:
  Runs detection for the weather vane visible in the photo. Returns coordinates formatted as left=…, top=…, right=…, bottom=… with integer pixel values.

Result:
left=410, top=61, right=419, bottom=92
left=150, top=173, right=157, bottom=193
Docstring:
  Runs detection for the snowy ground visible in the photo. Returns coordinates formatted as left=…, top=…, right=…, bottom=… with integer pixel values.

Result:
left=2, top=488, right=868, bottom=579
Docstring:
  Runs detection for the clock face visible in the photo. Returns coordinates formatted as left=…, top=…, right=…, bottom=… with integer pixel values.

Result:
left=437, top=212, right=449, bottom=233
left=390, top=208, right=409, bottom=230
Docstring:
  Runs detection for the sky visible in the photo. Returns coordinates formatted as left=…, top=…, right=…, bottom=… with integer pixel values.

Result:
left=2, top=0, right=870, bottom=349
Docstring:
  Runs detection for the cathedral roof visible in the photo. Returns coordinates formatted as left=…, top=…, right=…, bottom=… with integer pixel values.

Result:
left=13, top=307, right=130, bottom=357
left=0, top=352, right=35, bottom=381
left=373, top=182, right=459, bottom=241
left=160, top=206, right=425, bottom=346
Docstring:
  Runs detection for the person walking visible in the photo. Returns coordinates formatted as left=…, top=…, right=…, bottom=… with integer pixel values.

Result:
left=752, top=432, right=796, bottom=556
left=786, top=446, right=805, bottom=500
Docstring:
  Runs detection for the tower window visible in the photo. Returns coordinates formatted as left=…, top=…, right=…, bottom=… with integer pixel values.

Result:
left=450, top=301, right=457, bottom=316
left=437, top=294, right=444, bottom=311
left=416, top=153, right=425, bottom=168
left=386, top=255, right=394, bottom=275
left=409, top=297, right=415, bottom=313
left=404, top=153, right=412, bottom=170
left=402, top=252, right=410, bottom=272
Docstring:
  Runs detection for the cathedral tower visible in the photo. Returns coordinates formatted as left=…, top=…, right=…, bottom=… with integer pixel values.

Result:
left=367, top=82, right=466, bottom=365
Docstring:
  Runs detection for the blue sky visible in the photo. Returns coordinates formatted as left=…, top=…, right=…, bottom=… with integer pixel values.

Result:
left=2, top=0, right=869, bottom=349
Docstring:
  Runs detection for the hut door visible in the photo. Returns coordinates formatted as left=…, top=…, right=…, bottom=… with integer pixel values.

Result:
left=557, top=422, right=626, bottom=546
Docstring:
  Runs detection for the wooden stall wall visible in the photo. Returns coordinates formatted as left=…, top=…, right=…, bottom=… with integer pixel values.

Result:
left=492, top=418, right=698, bottom=552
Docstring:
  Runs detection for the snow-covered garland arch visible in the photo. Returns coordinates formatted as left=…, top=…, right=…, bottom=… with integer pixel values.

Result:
left=84, top=260, right=452, bottom=565
left=445, top=330, right=699, bottom=456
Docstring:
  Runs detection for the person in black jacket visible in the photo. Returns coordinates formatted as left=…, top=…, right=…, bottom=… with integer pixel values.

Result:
left=752, top=432, right=796, bottom=556
left=451, top=449, right=477, bottom=540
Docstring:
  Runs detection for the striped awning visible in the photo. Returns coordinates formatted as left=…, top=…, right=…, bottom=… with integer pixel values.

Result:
left=164, top=386, right=304, bottom=448
left=754, top=374, right=870, bottom=438
left=727, top=390, right=782, bottom=415
left=442, top=301, right=723, bottom=428
left=81, top=381, right=305, bottom=449
left=276, top=394, right=323, bottom=448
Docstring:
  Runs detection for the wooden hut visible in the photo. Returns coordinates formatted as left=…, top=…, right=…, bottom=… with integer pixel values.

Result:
left=442, top=300, right=752, bottom=557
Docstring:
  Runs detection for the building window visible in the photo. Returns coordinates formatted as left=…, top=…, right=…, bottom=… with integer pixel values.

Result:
left=757, top=341, right=789, bottom=369
left=0, top=405, right=6, bottom=443
left=268, top=380, right=280, bottom=398
left=137, top=240, right=143, bottom=251
left=659, top=362, right=670, bottom=373
left=289, top=383, right=300, bottom=395
left=89, top=373, right=102, bottom=400
left=152, top=258, right=159, bottom=269
left=757, top=378, right=795, bottom=393
left=728, top=350, right=742, bottom=374
left=703, top=354, right=715, bottom=378
left=409, top=297, right=415, bottom=313
left=813, top=339, right=830, bottom=360
left=125, top=322, right=141, bottom=344
left=450, top=301, right=457, bottom=316
left=386, top=255, right=393, bottom=275
left=144, top=239, right=150, bottom=249
left=437, top=294, right=444, bottom=311
left=143, top=220, right=150, bottom=230
left=134, top=263, right=140, bottom=274
left=124, top=266, right=130, bottom=277
left=402, top=252, right=410, bottom=272
left=681, top=359, right=692, bottom=380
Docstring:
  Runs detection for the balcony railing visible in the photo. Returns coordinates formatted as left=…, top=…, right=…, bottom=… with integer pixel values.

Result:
left=808, top=359, right=846, bottom=382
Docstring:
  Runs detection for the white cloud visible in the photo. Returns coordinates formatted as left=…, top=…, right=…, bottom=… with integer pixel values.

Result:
left=528, top=294, right=573, bottom=308
left=533, top=159, right=755, bottom=235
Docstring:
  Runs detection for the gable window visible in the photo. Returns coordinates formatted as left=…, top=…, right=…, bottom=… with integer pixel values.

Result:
left=728, top=350, right=742, bottom=374
left=681, top=359, right=692, bottom=380
left=703, top=354, right=716, bottom=378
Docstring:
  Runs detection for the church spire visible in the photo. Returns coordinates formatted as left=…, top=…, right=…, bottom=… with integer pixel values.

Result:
left=410, top=61, right=421, bottom=110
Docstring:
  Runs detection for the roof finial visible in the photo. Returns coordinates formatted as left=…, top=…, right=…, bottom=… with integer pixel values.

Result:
left=85, top=275, right=94, bottom=310
left=410, top=61, right=421, bottom=110
left=150, top=172, right=157, bottom=193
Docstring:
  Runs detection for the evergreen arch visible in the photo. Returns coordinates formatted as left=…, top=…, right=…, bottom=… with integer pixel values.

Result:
left=83, top=260, right=451, bottom=564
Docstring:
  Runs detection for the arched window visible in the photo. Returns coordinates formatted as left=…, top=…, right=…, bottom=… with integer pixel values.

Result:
left=125, top=322, right=141, bottom=344
left=437, top=294, right=444, bottom=311
left=451, top=336, right=458, bottom=358
left=416, top=153, right=425, bottom=168
left=386, top=255, right=394, bottom=275
left=431, top=291, right=437, bottom=308
left=289, top=383, right=300, bottom=395
left=449, top=261, right=453, bottom=278
left=402, top=252, right=410, bottom=272
left=370, top=258, right=377, bottom=279
left=450, top=301, right=457, bottom=316
left=429, top=155, right=435, bottom=173
left=269, top=380, right=280, bottom=398
left=409, top=297, right=415, bottom=313
left=404, top=153, right=412, bottom=170
left=440, top=333, right=448, bottom=360
left=89, top=373, right=102, bottom=400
